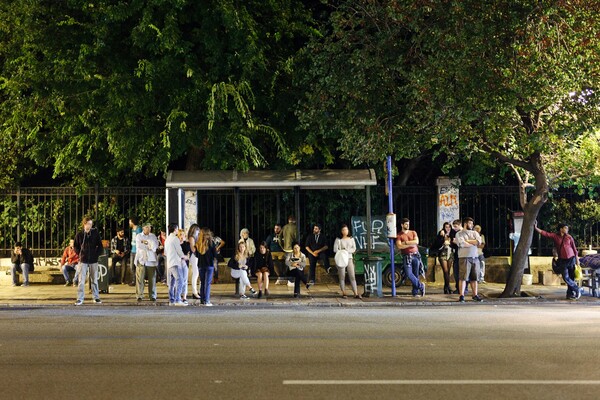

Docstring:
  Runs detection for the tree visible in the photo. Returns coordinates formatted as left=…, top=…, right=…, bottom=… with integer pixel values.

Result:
left=0, top=0, right=317, bottom=188
left=299, top=0, right=600, bottom=296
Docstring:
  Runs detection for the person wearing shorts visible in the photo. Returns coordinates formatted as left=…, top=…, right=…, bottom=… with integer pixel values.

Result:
left=454, top=217, right=483, bottom=303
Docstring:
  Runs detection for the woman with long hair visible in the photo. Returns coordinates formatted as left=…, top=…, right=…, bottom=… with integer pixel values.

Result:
left=178, top=228, right=191, bottom=305
left=285, top=242, right=311, bottom=298
left=197, top=227, right=218, bottom=306
left=333, top=224, right=361, bottom=299
left=433, top=222, right=453, bottom=294
left=228, top=242, right=256, bottom=299
left=254, top=241, right=274, bottom=298
left=187, top=224, right=201, bottom=300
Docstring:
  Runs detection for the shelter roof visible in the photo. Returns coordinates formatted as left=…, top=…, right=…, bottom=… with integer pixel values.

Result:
left=166, top=169, right=377, bottom=190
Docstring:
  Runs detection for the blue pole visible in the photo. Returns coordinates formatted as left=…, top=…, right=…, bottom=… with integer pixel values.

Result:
left=387, top=156, right=396, bottom=297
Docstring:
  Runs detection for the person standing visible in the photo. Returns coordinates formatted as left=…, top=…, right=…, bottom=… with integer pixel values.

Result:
left=333, top=224, right=361, bottom=299
left=110, top=228, right=129, bottom=284
left=535, top=221, right=582, bottom=300
left=135, top=223, right=159, bottom=302
left=285, top=243, right=311, bottom=298
left=305, top=223, right=331, bottom=284
left=178, top=229, right=191, bottom=304
left=454, top=217, right=483, bottom=303
left=282, top=216, right=297, bottom=287
left=60, top=239, right=79, bottom=286
left=396, top=218, right=426, bottom=297
left=254, top=241, right=274, bottom=298
left=197, top=228, right=218, bottom=306
left=449, top=219, right=462, bottom=294
left=432, top=222, right=453, bottom=294
left=187, top=224, right=201, bottom=300
left=73, top=217, right=103, bottom=305
left=266, top=223, right=286, bottom=285
left=474, top=225, right=486, bottom=283
left=164, top=223, right=188, bottom=306
left=210, top=230, right=225, bottom=284
left=10, top=242, right=34, bottom=287
left=129, top=217, right=142, bottom=286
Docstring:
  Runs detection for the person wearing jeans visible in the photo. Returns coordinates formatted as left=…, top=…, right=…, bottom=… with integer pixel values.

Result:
left=535, top=221, right=581, bottom=300
left=197, top=228, right=218, bottom=306
left=396, top=218, right=426, bottom=297
left=10, top=242, right=34, bottom=287
left=73, top=217, right=103, bottom=305
left=164, top=223, right=188, bottom=306
left=60, top=239, right=79, bottom=286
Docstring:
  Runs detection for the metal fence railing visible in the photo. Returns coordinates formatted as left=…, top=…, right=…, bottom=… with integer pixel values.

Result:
left=1, top=185, right=598, bottom=259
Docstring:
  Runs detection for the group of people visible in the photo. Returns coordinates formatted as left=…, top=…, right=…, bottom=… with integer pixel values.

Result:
left=431, top=218, right=486, bottom=301
left=9, top=213, right=583, bottom=304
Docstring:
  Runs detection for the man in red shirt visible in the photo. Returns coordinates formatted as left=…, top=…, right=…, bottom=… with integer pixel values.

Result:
left=60, top=239, right=79, bottom=286
left=534, top=221, right=581, bottom=299
left=396, top=218, right=425, bottom=297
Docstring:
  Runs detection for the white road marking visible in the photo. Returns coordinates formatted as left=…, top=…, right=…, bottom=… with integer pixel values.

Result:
left=283, top=380, right=600, bottom=385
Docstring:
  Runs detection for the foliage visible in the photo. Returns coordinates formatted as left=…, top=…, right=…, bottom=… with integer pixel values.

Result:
left=134, top=195, right=166, bottom=233
left=298, top=0, right=600, bottom=295
left=0, top=0, right=317, bottom=188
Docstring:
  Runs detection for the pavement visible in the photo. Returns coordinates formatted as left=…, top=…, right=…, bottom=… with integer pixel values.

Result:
left=1, top=279, right=599, bottom=307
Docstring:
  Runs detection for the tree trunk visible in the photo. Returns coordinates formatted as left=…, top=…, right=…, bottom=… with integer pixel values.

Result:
left=500, top=157, right=548, bottom=297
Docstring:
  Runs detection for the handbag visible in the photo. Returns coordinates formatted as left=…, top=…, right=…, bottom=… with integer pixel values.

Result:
left=334, top=249, right=349, bottom=267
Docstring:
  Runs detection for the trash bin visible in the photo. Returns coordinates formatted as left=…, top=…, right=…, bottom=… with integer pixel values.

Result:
left=363, top=256, right=383, bottom=298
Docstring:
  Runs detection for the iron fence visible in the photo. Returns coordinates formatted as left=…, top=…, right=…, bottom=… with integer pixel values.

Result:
left=0, top=187, right=165, bottom=258
left=1, top=185, right=598, bottom=259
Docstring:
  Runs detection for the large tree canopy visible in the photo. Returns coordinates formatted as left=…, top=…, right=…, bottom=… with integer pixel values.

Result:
left=0, top=0, right=317, bottom=187
left=299, top=0, right=600, bottom=295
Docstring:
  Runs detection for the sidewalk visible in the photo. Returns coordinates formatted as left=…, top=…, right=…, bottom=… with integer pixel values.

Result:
left=1, top=281, right=599, bottom=307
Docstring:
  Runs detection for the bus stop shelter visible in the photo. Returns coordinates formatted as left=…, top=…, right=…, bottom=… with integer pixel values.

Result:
left=165, top=169, right=378, bottom=250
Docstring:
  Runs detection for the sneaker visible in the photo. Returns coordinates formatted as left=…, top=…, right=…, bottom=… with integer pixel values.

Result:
left=306, top=282, right=313, bottom=290
left=287, top=281, right=294, bottom=287
left=150, top=298, right=157, bottom=302
left=169, top=302, right=175, bottom=306
left=459, top=295, right=465, bottom=303
left=576, top=289, right=582, bottom=300
left=74, top=300, right=83, bottom=306
left=94, top=298, right=102, bottom=304
left=257, top=290, right=263, bottom=299
left=205, top=302, right=213, bottom=307
left=419, top=284, right=426, bottom=297
left=22, top=282, right=29, bottom=287
left=240, top=294, right=249, bottom=299
left=472, top=295, right=483, bottom=302
left=64, top=281, right=72, bottom=287
left=181, top=299, right=189, bottom=305
left=174, top=301, right=187, bottom=307
left=275, top=279, right=285, bottom=285
left=249, top=288, right=257, bottom=295
left=308, top=280, right=315, bottom=285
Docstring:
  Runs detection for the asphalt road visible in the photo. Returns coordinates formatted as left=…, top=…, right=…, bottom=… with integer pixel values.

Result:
left=1, top=305, right=599, bottom=400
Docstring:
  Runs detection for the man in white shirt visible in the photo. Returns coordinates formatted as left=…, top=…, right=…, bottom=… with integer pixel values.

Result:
left=164, top=223, right=189, bottom=306
left=135, top=223, right=159, bottom=302
left=453, top=217, right=483, bottom=303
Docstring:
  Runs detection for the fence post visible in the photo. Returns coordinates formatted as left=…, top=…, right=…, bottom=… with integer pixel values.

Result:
left=16, top=186, right=21, bottom=243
